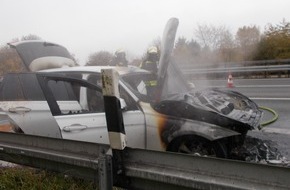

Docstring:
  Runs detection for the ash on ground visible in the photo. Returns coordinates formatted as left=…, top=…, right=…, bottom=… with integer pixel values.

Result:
left=230, top=136, right=290, bottom=167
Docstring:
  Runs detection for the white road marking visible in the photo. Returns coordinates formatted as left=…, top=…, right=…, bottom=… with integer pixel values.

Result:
left=236, top=85, right=290, bottom=88
left=250, top=97, right=290, bottom=100
left=261, top=128, right=290, bottom=135
left=197, top=85, right=290, bottom=88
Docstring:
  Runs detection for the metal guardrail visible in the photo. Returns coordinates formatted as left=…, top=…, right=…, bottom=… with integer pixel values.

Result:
left=123, top=149, right=290, bottom=190
left=0, top=132, right=110, bottom=181
left=182, top=65, right=290, bottom=75
left=1, top=132, right=290, bottom=190
left=222, top=58, right=290, bottom=67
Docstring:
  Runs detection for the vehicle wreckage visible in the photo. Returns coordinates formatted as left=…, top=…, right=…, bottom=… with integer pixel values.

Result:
left=0, top=18, right=262, bottom=158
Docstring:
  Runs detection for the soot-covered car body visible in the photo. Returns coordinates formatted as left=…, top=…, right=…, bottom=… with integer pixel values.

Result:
left=0, top=18, right=262, bottom=157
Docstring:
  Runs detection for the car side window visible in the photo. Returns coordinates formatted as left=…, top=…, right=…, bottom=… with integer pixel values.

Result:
left=0, top=73, right=45, bottom=101
left=87, top=74, right=138, bottom=111
left=119, top=86, right=138, bottom=110
left=48, top=80, right=77, bottom=101
left=20, top=74, right=46, bottom=100
left=87, top=87, right=104, bottom=112
left=86, top=74, right=104, bottom=112
left=46, top=77, right=104, bottom=115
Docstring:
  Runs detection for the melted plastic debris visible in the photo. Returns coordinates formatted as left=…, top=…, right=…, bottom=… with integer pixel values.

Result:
left=231, top=136, right=290, bottom=167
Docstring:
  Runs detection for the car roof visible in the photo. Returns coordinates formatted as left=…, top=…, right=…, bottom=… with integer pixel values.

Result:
left=39, top=65, right=149, bottom=76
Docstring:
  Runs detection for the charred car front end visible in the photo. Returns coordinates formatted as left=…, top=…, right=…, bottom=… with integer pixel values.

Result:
left=120, top=69, right=262, bottom=157
left=152, top=88, right=262, bottom=156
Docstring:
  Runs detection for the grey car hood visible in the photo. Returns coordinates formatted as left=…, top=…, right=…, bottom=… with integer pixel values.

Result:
left=8, top=40, right=77, bottom=71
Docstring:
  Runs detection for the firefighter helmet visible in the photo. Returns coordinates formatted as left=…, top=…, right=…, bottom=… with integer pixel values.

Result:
left=147, top=46, right=158, bottom=54
left=115, top=49, right=125, bottom=56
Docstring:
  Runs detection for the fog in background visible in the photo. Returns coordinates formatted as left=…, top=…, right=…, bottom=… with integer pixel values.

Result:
left=1, top=0, right=290, bottom=65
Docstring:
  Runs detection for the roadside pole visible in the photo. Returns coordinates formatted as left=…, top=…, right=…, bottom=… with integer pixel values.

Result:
left=101, top=69, right=128, bottom=189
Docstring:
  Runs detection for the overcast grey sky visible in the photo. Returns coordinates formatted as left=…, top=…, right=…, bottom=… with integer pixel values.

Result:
left=1, top=0, right=290, bottom=64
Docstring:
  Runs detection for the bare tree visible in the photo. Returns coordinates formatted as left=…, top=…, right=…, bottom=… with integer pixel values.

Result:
left=236, top=25, right=261, bottom=60
left=86, top=51, right=113, bottom=66
left=218, top=29, right=235, bottom=62
left=195, top=24, right=230, bottom=50
left=173, top=37, right=192, bottom=65
left=0, top=45, right=23, bottom=75
left=194, top=24, right=234, bottom=63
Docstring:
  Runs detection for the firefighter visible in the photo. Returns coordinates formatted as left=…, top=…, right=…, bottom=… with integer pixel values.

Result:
left=140, top=46, right=160, bottom=101
left=140, top=46, right=159, bottom=74
left=110, top=49, right=128, bottom=67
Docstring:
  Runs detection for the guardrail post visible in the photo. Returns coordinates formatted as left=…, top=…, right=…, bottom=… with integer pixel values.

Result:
left=98, top=154, right=113, bottom=190
left=102, top=69, right=128, bottom=188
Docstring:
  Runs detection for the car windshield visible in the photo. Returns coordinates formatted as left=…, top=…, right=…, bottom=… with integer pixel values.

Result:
left=121, top=72, right=158, bottom=102
left=122, top=60, right=192, bottom=103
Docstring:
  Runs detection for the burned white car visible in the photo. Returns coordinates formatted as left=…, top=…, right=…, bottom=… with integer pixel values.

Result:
left=0, top=18, right=262, bottom=158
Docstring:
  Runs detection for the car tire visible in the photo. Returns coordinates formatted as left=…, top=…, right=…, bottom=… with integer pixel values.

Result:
left=169, top=135, right=228, bottom=158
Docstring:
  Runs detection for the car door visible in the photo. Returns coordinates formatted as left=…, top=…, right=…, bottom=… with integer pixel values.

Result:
left=40, top=73, right=146, bottom=148
left=0, top=73, right=62, bottom=138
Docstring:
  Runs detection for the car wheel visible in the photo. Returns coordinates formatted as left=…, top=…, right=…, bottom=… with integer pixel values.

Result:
left=169, top=136, right=228, bottom=158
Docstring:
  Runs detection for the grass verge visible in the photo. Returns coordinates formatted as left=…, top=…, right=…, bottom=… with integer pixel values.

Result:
left=0, top=166, right=96, bottom=190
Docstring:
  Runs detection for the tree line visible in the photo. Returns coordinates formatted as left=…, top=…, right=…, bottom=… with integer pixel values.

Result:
left=173, top=19, right=290, bottom=67
left=1, top=19, right=290, bottom=75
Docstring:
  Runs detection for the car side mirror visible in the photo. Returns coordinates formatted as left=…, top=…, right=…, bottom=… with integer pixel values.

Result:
left=120, top=98, right=127, bottom=110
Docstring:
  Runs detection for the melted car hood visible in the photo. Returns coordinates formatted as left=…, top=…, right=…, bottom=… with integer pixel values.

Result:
left=8, top=40, right=77, bottom=71
left=154, top=88, right=262, bottom=130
